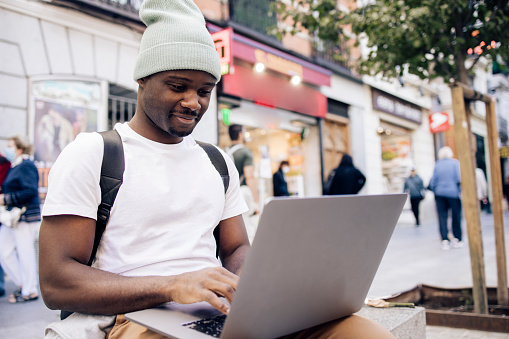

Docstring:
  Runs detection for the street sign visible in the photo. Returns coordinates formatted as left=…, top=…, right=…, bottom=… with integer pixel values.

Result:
left=429, top=111, right=450, bottom=133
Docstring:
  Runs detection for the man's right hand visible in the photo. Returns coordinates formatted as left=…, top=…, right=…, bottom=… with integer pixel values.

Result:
left=168, top=267, right=239, bottom=315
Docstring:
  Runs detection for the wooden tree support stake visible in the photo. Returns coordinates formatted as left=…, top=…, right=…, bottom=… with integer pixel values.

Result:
left=451, top=85, right=488, bottom=314
left=485, top=100, right=509, bottom=306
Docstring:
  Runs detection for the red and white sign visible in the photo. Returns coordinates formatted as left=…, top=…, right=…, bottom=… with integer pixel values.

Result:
left=211, top=28, right=232, bottom=65
left=429, top=112, right=450, bottom=133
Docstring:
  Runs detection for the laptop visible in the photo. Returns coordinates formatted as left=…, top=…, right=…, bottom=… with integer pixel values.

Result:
left=126, top=194, right=406, bottom=339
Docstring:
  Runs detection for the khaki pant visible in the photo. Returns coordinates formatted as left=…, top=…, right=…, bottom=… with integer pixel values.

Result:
left=107, top=314, right=396, bottom=339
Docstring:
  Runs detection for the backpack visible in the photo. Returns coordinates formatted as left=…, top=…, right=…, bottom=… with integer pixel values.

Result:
left=60, top=129, right=229, bottom=320
left=323, top=168, right=336, bottom=195
left=224, top=144, right=246, bottom=183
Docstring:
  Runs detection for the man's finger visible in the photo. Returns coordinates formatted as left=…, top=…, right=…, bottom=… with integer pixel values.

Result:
left=203, top=292, right=231, bottom=315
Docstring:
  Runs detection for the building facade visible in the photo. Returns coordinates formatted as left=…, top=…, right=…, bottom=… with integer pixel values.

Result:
left=1, top=0, right=499, bottom=221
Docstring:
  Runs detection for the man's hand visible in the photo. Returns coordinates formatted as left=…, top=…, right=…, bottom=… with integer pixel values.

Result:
left=169, top=267, right=239, bottom=315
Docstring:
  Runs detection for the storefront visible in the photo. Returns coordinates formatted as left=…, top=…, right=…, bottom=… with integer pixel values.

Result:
left=209, top=25, right=332, bottom=204
left=371, top=88, right=427, bottom=194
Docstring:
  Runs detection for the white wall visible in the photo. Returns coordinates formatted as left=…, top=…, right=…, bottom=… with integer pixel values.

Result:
left=0, top=0, right=143, bottom=146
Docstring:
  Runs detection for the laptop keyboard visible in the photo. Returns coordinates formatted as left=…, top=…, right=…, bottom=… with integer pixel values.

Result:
left=182, top=314, right=227, bottom=338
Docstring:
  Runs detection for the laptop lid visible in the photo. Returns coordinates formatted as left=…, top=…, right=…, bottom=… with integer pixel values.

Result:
left=126, top=194, right=406, bottom=339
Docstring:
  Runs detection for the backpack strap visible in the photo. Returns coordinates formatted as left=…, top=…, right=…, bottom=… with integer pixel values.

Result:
left=88, top=130, right=124, bottom=266
left=196, top=141, right=230, bottom=193
left=61, top=130, right=124, bottom=320
left=196, top=141, right=230, bottom=258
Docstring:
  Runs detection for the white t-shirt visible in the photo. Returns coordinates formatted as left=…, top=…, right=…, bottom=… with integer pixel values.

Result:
left=43, top=122, right=248, bottom=277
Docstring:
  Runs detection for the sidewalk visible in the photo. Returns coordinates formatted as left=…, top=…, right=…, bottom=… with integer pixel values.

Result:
left=1, top=208, right=508, bottom=338
left=368, top=208, right=509, bottom=338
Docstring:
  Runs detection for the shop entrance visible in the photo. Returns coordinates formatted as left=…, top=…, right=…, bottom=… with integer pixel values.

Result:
left=219, top=123, right=306, bottom=201
left=379, top=122, right=413, bottom=194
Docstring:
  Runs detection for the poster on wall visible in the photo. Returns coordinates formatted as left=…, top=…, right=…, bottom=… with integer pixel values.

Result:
left=30, top=79, right=104, bottom=201
left=31, top=79, right=103, bottom=166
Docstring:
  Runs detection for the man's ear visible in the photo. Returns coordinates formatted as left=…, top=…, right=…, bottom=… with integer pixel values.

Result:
left=137, top=77, right=146, bottom=88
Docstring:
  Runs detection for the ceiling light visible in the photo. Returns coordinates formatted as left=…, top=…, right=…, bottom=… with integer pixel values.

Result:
left=290, top=75, right=301, bottom=85
left=254, top=62, right=265, bottom=73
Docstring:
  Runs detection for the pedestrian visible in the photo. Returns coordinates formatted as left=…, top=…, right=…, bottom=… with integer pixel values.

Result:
left=0, top=136, right=41, bottom=303
left=273, top=160, right=290, bottom=197
left=38, top=1, right=395, bottom=338
left=475, top=167, right=490, bottom=213
left=0, top=153, right=10, bottom=297
left=325, top=153, right=366, bottom=195
left=504, top=177, right=509, bottom=211
left=403, top=167, right=425, bottom=226
left=429, top=146, right=463, bottom=250
left=226, top=124, right=260, bottom=242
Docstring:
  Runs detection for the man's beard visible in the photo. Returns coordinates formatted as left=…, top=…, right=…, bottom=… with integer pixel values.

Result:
left=167, top=124, right=192, bottom=138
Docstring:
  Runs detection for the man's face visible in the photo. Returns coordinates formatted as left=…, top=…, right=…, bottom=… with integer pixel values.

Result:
left=137, top=70, right=216, bottom=142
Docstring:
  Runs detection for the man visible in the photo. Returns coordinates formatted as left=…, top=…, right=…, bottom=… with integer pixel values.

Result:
left=226, top=124, right=260, bottom=242
left=403, top=168, right=425, bottom=226
left=39, top=1, right=395, bottom=338
left=429, top=146, right=463, bottom=250
left=326, top=154, right=366, bottom=195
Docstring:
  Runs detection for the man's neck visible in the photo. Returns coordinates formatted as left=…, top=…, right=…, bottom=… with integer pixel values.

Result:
left=231, top=140, right=243, bottom=145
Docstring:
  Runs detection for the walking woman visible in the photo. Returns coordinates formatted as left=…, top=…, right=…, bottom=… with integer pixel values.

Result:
left=0, top=136, right=41, bottom=303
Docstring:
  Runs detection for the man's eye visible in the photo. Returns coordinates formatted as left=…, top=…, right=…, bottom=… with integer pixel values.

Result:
left=199, top=89, right=212, bottom=96
left=170, top=84, right=185, bottom=91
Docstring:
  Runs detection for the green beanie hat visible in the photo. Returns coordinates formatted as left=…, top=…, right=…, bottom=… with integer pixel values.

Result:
left=133, top=0, right=221, bottom=82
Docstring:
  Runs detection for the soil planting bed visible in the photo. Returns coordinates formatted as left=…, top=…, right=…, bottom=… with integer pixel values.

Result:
left=385, top=284, right=509, bottom=333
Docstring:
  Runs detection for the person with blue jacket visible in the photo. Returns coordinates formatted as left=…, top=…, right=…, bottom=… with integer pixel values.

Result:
left=429, top=146, right=463, bottom=250
left=0, top=136, right=41, bottom=303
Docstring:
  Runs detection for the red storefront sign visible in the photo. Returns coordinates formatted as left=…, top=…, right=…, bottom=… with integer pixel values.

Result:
left=222, top=64, right=327, bottom=118
left=429, top=112, right=450, bottom=133
left=211, top=28, right=233, bottom=75
left=208, top=23, right=331, bottom=118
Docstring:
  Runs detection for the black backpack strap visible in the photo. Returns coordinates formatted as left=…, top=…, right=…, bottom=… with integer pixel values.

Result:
left=196, top=141, right=229, bottom=193
left=61, top=130, right=124, bottom=320
left=88, top=130, right=124, bottom=266
left=196, top=141, right=230, bottom=258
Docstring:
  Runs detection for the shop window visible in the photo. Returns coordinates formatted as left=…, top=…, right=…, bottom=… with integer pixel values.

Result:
left=379, top=122, right=413, bottom=194
left=108, top=84, right=137, bottom=129
left=323, top=120, right=350, bottom=179
left=219, top=121, right=310, bottom=202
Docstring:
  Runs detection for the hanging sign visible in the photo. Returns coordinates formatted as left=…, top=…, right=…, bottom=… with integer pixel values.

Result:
left=429, top=111, right=450, bottom=133
left=212, top=28, right=233, bottom=75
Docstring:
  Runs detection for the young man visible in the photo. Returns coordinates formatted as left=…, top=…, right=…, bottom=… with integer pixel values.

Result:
left=226, top=124, right=260, bottom=242
left=39, top=1, right=395, bottom=338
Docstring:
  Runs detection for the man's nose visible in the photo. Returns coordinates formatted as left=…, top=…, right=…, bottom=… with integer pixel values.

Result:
left=180, top=91, right=201, bottom=111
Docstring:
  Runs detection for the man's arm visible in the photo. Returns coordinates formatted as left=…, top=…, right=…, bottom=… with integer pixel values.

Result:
left=217, top=215, right=250, bottom=275
left=39, top=215, right=239, bottom=316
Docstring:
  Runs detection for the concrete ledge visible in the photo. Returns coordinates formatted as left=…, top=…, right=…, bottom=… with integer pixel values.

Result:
left=357, top=306, right=426, bottom=339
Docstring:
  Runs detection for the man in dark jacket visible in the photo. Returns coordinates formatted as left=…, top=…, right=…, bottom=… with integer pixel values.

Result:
left=326, top=154, right=366, bottom=195
left=273, top=161, right=290, bottom=197
left=404, top=168, right=425, bottom=226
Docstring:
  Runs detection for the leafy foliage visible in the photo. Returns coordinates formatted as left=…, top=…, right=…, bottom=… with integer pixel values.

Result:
left=271, top=0, right=509, bottom=84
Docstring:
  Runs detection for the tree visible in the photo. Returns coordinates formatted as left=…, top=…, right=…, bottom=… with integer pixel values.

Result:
left=272, top=0, right=509, bottom=85
left=273, top=0, right=509, bottom=313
